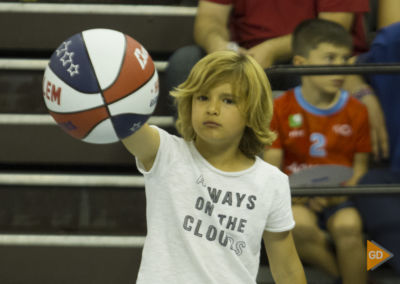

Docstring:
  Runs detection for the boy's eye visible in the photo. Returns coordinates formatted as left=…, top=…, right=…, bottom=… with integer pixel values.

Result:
left=223, top=98, right=235, bottom=104
left=197, top=95, right=208, bottom=101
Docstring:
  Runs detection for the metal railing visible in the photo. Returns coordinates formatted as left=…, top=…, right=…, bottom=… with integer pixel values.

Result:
left=0, top=172, right=399, bottom=195
left=0, top=2, right=197, bottom=16
left=266, top=63, right=400, bottom=76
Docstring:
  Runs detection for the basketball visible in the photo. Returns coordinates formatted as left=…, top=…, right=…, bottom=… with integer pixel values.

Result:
left=42, top=28, right=159, bottom=144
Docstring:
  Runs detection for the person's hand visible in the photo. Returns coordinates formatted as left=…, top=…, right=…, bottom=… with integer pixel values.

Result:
left=326, top=196, right=348, bottom=207
left=292, top=197, right=310, bottom=205
left=360, top=93, right=390, bottom=161
left=209, top=40, right=248, bottom=54
left=208, top=40, right=232, bottom=53
left=225, top=41, right=248, bottom=54
left=307, top=197, right=329, bottom=212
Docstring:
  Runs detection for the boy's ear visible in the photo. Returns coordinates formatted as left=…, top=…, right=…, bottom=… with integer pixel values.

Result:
left=293, top=55, right=306, bottom=66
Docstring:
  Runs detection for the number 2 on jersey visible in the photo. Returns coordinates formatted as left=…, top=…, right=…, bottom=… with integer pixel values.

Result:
left=310, top=132, right=326, bottom=157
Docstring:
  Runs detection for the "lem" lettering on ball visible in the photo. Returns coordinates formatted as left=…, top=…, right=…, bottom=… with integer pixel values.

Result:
left=42, top=28, right=159, bottom=144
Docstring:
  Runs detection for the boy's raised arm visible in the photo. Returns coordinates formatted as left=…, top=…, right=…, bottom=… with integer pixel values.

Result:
left=122, top=123, right=160, bottom=171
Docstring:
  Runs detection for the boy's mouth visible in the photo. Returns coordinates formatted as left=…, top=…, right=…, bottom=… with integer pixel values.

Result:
left=203, top=121, right=221, bottom=127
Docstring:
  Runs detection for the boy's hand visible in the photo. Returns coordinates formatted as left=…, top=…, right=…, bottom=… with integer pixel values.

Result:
left=326, top=196, right=348, bottom=207
left=292, top=197, right=310, bottom=205
left=308, top=197, right=329, bottom=212
left=307, top=196, right=349, bottom=212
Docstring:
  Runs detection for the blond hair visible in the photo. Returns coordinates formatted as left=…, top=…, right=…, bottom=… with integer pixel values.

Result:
left=170, top=51, right=276, bottom=157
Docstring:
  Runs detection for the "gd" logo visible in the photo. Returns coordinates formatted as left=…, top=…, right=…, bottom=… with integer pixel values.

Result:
left=367, top=240, right=394, bottom=271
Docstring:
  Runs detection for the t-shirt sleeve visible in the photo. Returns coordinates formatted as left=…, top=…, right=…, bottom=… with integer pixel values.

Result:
left=135, top=126, right=179, bottom=177
left=265, top=174, right=295, bottom=232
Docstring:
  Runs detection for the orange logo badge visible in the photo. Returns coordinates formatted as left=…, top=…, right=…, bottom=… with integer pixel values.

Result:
left=367, top=240, right=394, bottom=271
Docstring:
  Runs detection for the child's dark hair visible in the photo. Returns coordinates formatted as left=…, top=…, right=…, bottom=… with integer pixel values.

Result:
left=292, top=18, right=353, bottom=57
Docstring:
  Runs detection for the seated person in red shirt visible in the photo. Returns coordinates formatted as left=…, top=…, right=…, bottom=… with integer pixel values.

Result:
left=166, top=0, right=370, bottom=91
left=264, top=19, right=371, bottom=284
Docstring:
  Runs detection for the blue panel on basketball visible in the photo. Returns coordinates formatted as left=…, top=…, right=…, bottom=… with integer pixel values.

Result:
left=49, top=33, right=100, bottom=93
left=111, top=113, right=150, bottom=139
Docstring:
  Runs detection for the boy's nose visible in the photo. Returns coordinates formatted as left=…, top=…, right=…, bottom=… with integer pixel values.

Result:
left=206, top=100, right=220, bottom=115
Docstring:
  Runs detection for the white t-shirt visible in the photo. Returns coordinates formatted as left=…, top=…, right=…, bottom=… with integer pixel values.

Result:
left=135, top=126, right=295, bottom=284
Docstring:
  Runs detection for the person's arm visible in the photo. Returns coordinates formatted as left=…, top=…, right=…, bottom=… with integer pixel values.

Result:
left=193, top=0, right=233, bottom=54
left=326, top=153, right=369, bottom=207
left=247, top=34, right=293, bottom=69
left=343, top=71, right=390, bottom=161
left=378, top=0, right=400, bottom=29
left=121, top=124, right=160, bottom=171
left=345, top=152, right=369, bottom=186
left=318, top=12, right=354, bottom=31
left=263, top=230, right=307, bottom=284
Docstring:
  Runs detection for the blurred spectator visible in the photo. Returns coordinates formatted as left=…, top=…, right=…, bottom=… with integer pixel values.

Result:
left=165, top=0, right=390, bottom=158
left=165, top=0, right=389, bottom=170
left=166, top=0, right=370, bottom=92
left=264, top=19, right=370, bottom=284
left=354, top=1, right=400, bottom=274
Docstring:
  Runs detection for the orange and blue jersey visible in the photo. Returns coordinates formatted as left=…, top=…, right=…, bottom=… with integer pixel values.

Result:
left=270, top=86, right=371, bottom=175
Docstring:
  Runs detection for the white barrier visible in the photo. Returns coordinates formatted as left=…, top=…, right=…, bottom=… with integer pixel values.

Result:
left=0, top=58, right=168, bottom=72
left=0, top=114, right=174, bottom=127
left=0, top=3, right=197, bottom=16
left=0, top=234, right=145, bottom=247
left=0, top=173, right=144, bottom=187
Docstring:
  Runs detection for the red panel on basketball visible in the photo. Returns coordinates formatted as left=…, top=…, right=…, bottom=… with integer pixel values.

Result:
left=102, top=35, right=155, bottom=104
left=49, top=106, right=109, bottom=140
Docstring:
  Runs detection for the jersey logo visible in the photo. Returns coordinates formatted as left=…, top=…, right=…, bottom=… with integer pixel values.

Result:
left=333, top=124, right=353, bottom=136
left=289, top=113, right=303, bottom=128
left=289, top=129, right=305, bottom=138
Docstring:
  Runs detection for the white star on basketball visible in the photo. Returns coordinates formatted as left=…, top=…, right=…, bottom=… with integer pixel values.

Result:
left=56, top=41, right=72, bottom=57
left=60, top=51, right=74, bottom=66
left=130, top=122, right=142, bottom=132
left=67, top=63, right=80, bottom=77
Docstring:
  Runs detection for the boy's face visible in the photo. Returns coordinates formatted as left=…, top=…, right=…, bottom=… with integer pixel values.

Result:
left=191, top=82, right=246, bottom=147
left=295, top=42, right=351, bottom=95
